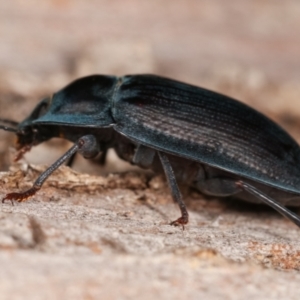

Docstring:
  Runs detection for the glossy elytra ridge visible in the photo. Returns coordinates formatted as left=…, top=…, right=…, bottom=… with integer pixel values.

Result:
left=1, top=74, right=300, bottom=228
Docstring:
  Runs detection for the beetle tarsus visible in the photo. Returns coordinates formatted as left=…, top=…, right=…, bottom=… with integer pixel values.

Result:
left=170, top=214, right=189, bottom=230
left=2, top=186, right=40, bottom=204
left=14, top=144, right=33, bottom=162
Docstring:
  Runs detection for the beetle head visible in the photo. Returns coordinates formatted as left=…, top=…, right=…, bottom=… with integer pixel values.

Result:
left=0, top=75, right=118, bottom=158
left=14, top=97, right=55, bottom=150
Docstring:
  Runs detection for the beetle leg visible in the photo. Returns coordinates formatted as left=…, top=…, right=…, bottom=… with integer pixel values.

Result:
left=158, top=152, right=189, bottom=228
left=14, top=144, right=33, bottom=162
left=197, top=177, right=300, bottom=227
left=237, top=181, right=300, bottom=228
left=67, top=148, right=107, bottom=168
left=66, top=152, right=77, bottom=167
left=196, top=178, right=242, bottom=197
left=96, top=149, right=108, bottom=166
left=132, top=144, right=156, bottom=168
left=2, top=135, right=97, bottom=204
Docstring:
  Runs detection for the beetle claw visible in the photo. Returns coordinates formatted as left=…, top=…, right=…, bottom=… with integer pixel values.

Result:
left=170, top=216, right=189, bottom=230
left=2, top=195, right=14, bottom=206
left=14, top=144, right=33, bottom=162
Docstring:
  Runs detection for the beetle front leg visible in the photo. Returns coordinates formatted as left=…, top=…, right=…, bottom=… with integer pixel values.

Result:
left=66, top=147, right=107, bottom=168
left=2, top=135, right=99, bottom=204
left=158, top=152, right=189, bottom=227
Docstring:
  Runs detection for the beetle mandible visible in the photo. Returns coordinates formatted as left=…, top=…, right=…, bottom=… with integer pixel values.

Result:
left=1, top=74, right=300, bottom=228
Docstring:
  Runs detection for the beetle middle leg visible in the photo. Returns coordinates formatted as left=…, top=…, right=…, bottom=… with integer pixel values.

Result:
left=2, top=135, right=100, bottom=204
left=132, top=146, right=189, bottom=226
left=158, top=152, right=189, bottom=227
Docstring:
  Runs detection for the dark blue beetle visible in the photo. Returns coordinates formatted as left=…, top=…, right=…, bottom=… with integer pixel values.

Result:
left=1, top=74, right=300, bottom=227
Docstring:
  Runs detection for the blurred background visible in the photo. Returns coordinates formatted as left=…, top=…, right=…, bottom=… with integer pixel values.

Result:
left=0, top=0, right=300, bottom=171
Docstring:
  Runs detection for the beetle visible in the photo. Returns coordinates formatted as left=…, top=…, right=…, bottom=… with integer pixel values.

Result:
left=1, top=74, right=300, bottom=227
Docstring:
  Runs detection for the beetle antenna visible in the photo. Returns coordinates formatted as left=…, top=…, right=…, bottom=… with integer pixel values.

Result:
left=0, top=125, right=17, bottom=132
left=0, top=118, right=18, bottom=132
left=0, top=118, right=19, bottom=126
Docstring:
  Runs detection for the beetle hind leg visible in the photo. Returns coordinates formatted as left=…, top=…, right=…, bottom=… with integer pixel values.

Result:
left=195, top=178, right=242, bottom=197
left=237, top=181, right=300, bottom=228
left=196, top=177, right=300, bottom=228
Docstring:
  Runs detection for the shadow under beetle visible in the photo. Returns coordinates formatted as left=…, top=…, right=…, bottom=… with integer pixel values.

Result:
left=1, top=74, right=300, bottom=228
